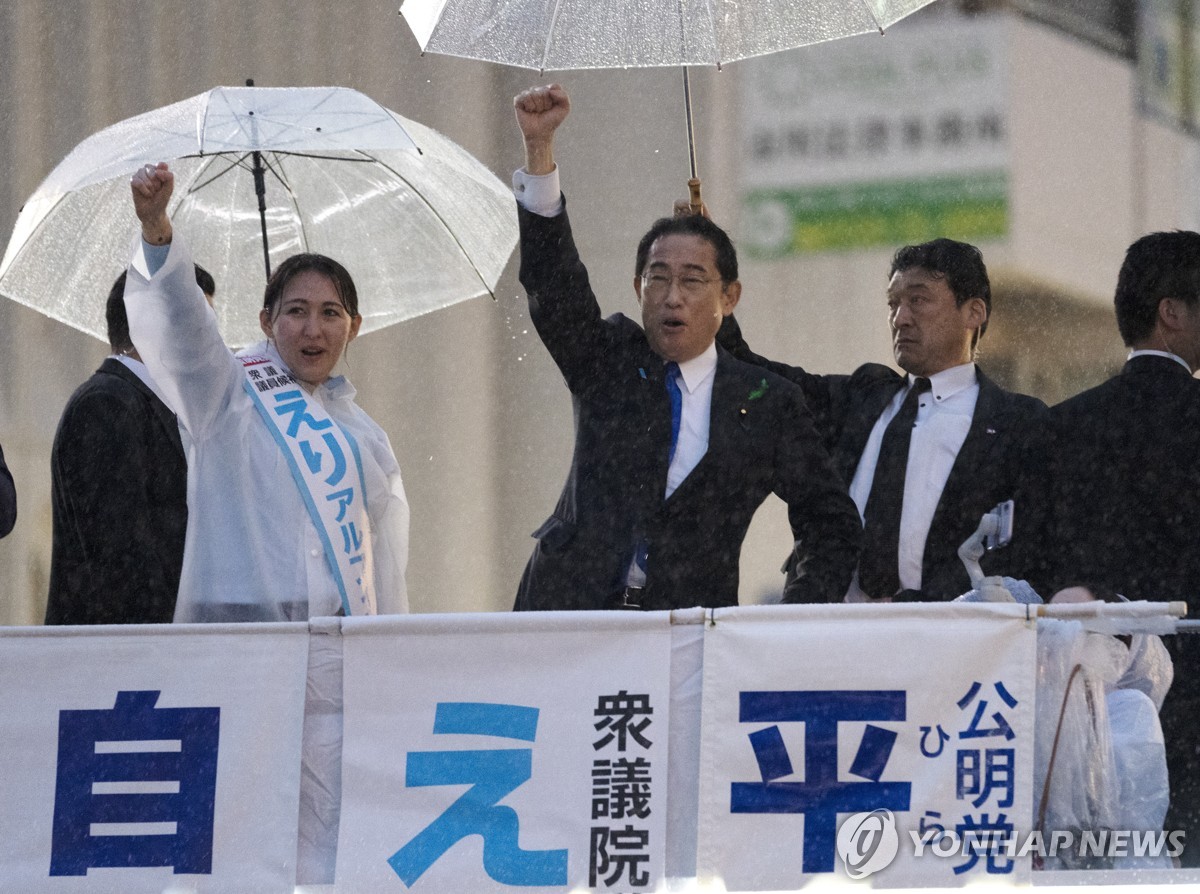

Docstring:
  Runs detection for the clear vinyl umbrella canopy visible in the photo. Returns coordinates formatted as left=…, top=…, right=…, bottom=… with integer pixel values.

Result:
left=401, top=0, right=936, bottom=70
left=401, top=0, right=938, bottom=207
left=0, top=86, right=517, bottom=348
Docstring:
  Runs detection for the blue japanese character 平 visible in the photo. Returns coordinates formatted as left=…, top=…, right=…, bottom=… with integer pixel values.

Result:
left=50, top=691, right=219, bottom=876
left=389, top=702, right=568, bottom=887
left=730, top=690, right=912, bottom=873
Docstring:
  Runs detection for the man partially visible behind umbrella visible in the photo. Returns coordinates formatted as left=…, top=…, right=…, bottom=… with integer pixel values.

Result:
left=0, top=442, right=14, bottom=538
left=45, top=266, right=215, bottom=625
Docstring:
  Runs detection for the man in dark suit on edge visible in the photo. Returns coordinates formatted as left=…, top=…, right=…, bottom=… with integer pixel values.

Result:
left=46, top=266, right=215, bottom=625
left=510, top=84, right=860, bottom=612
left=0, top=442, right=14, bottom=538
left=720, top=238, right=1047, bottom=602
left=1044, top=230, right=1200, bottom=864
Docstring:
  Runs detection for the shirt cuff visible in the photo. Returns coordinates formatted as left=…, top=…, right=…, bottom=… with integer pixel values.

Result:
left=135, top=239, right=172, bottom=278
left=512, top=167, right=563, bottom=217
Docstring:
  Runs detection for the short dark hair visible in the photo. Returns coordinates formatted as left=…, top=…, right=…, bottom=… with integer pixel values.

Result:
left=107, top=264, right=215, bottom=353
left=635, top=215, right=738, bottom=284
left=890, top=238, right=991, bottom=342
left=262, top=253, right=359, bottom=319
left=1114, top=231, right=1200, bottom=346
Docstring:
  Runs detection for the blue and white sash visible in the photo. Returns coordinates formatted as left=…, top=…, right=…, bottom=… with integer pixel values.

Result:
left=241, top=354, right=375, bottom=616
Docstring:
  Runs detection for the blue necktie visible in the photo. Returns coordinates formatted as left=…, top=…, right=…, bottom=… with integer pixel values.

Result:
left=634, top=362, right=685, bottom=576
left=665, top=361, right=683, bottom=463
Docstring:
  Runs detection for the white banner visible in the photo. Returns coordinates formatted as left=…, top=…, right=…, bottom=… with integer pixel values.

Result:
left=0, top=624, right=309, bottom=894
left=697, top=603, right=1036, bottom=889
left=336, top=612, right=673, bottom=893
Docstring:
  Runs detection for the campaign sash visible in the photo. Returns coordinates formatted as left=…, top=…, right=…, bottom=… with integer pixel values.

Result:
left=241, top=354, right=375, bottom=616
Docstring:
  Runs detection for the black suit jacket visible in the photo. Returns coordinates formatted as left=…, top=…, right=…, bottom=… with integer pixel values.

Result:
left=514, top=205, right=860, bottom=611
left=1044, top=354, right=1200, bottom=605
left=1044, top=355, right=1200, bottom=861
left=720, top=316, right=1048, bottom=600
left=45, top=358, right=188, bottom=624
left=0, top=443, right=14, bottom=538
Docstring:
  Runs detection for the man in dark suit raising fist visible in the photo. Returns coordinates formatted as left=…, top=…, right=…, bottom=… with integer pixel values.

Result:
left=510, top=84, right=860, bottom=612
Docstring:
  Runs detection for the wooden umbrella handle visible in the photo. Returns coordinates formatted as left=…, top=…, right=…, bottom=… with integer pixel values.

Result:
left=688, top=178, right=703, bottom=214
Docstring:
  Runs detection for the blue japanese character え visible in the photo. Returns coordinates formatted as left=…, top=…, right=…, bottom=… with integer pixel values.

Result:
left=389, top=702, right=568, bottom=887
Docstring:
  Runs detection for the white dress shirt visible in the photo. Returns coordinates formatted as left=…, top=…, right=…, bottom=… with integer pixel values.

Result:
left=845, top=362, right=979, bottom=601
left=1127, top=348, right=1192, bottom=373
left=666, top=344, right=717, bottom=498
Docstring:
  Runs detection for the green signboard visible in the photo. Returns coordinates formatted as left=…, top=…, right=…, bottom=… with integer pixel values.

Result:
left=743, top=172, right=1008, bottom=257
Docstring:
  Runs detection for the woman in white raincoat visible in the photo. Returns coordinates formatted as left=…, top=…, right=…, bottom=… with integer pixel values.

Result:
left=126, top=162, right=408, bottom=622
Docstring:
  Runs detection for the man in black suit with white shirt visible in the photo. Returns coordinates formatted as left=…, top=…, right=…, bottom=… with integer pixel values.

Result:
left=721, top=238, right=1047, bottom=601
left=46, top=266, right=214, bottom=625
left=511, top=84, right=860, bottom=612
left=1044, top=230, right=1200, bottom=863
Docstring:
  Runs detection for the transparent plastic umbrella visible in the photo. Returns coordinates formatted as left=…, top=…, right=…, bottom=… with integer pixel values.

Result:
left=0, top=85, right=517, bottom=348
left=401, top=0, right=938, bottom=208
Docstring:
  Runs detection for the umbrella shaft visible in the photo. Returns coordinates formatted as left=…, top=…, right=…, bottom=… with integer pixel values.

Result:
left=682, top=67, right=698, bottom=181
left=252, top=150, right=272, bottom=281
